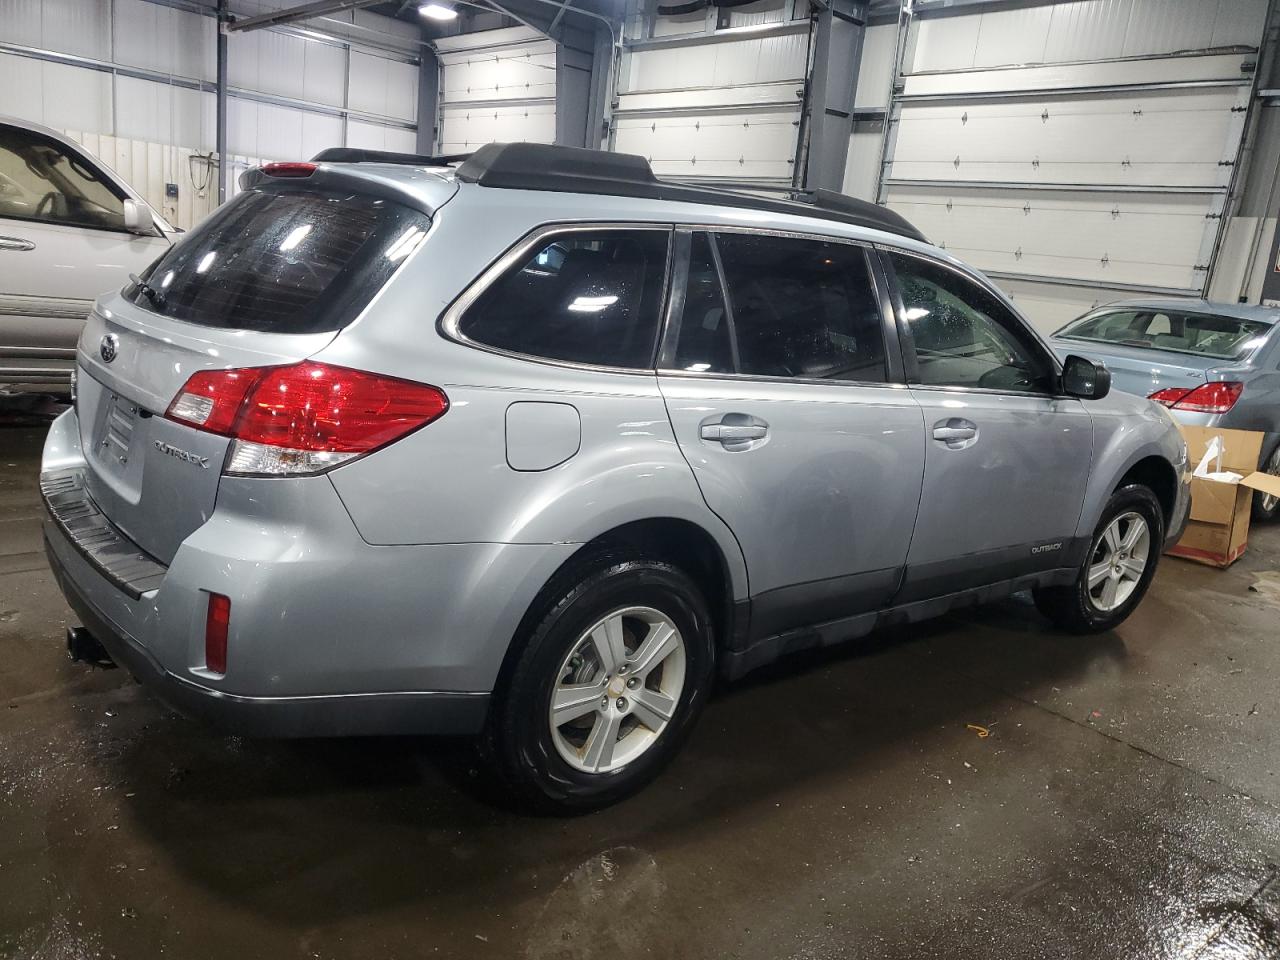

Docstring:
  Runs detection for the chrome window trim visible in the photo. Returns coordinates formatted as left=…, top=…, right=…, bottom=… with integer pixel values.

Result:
left=654, top=224, right=898, bottom=388
left=437, top=221, right=675, bottom=377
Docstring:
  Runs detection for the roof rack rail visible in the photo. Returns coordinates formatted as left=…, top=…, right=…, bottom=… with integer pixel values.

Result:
left=310, top=147, right=472, bottom=166
left=454, top=142, right=926, bottom=243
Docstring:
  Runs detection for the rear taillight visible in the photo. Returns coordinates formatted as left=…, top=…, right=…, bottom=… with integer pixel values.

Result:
left=262, top=161, right=317, bottom=178
left=1148, top=381, right=1243, bottom=414
left=206, top=593, right=230, bottom=675
left=166, top=362, right=448, bottom=476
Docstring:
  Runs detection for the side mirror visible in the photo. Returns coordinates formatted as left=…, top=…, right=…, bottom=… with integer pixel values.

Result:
left=1061, top=354, right=1111, bottom=400
left=122, top=198, right=155, bottom=235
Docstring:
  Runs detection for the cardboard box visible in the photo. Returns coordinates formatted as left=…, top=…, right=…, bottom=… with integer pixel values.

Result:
left=1167, top=425, right=1280, bottom=568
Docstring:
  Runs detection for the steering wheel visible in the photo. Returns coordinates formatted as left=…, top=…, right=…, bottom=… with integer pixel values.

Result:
left=35, top=191, right=59, bottom=219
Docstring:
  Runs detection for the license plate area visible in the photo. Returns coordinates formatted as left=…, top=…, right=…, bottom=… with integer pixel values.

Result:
left=91, top=391, right=146, bottom=487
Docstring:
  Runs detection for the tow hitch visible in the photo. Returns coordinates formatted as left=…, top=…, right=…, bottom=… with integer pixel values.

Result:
left=66, top=626, right=115, bottom=668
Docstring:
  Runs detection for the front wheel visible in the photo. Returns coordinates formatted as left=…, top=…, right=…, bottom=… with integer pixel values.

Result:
left=1034, top=484, right=1165, bottom=634
left=486, top=556, right=716, bottom=813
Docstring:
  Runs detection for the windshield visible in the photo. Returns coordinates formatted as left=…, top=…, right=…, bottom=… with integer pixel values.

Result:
left=1056, top=309, right=1271, bottom=361
left=125, top=182, right=430, bottom=334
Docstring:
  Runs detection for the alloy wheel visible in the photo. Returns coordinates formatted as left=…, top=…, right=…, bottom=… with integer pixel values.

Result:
left=548, top=606, right=687, bottom=774
left=1261, top=447, right=1280, bottom=514
left=1087, top=511, right=1150, bottom=613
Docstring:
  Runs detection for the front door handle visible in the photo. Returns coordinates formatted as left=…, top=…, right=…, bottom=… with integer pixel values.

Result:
left=700, top=414, right=769, bottom=451
left=932, top=418, right=978, bottom=449
left=0, top=236, right=35, bottom=252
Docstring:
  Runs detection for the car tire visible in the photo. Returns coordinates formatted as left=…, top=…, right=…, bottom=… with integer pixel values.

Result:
left=1033, top=484, right=1165, bottom=634
left=485, top=554, right=716, bottom=814
left=1251, top=444, right=1280, bottom=522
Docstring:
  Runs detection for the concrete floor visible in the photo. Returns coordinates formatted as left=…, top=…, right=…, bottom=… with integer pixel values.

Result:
left=3, top=422, right=1280, bottom=960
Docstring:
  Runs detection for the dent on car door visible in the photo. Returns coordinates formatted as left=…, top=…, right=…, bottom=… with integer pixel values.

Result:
left=657, top=230, right=925, bottom=643
left=0, top=125, right=166, bottom=375
left=882, top=249, right=1094, bottom=601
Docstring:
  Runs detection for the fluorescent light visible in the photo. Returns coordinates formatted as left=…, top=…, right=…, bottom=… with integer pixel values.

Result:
left=567, top=295, right=618, bottom=313
left=279, top=224, right=312, bottom=252
left=419, top=2, right=457, bottom=19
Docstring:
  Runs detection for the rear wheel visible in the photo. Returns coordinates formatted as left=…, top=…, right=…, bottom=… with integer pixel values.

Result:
left=1034, top=484, right=1164, bottom=634
left=486, top=555, right=715, bottom=813
left=1251, top=444, right=1280, bottom=522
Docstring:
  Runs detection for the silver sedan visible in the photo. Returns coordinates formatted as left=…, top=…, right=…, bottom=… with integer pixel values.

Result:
left=1050, top=299, right=1280, bottom=519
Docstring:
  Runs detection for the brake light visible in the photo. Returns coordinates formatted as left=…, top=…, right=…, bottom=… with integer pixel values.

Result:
left=166, top=362, right=448, bottom=475
left=206, top=593, right=230, bottom=675
left=1148, top=381, right=1243, bottom=414
left=262, top=161, right=317, bottom=178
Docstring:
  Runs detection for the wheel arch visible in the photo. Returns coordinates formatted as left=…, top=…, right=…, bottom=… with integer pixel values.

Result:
left=1114, top=455, right=1178, bottom=529
left=491, top=516, right=748, bottom=706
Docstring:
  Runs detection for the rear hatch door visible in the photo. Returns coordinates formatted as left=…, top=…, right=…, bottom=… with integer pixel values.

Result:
left=76, top=304, right=336, bottom=564
left=73, top=169, right=446, bottom=565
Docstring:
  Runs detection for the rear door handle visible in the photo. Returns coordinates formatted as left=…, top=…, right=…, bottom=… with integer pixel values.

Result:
left=700, top=414, right=769, bottom=450
left=701, top=423, right=768, bottom=442
left=0, top=236, right=35, bottom=252
left=932, top=418, right=978, bottom=449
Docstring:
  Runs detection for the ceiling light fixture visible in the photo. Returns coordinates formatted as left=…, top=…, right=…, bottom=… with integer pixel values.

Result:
left=419, top=2, right=458, bottom=19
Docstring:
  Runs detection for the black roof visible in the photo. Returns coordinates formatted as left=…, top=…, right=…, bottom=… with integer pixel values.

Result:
left=311, top=141, right=926, bottom=243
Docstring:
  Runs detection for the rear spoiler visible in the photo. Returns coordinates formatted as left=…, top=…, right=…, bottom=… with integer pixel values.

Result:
left=310, top=147, right=472, bottom=166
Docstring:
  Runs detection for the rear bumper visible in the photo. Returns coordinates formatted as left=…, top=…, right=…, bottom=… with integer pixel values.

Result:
left=44, top=522, right=490, bottom=737
left=39, top=406, right=577, bottom=738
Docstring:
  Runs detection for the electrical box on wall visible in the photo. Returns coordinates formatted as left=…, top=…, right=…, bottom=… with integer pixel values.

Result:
left=165, top=183, right=179, bottom=199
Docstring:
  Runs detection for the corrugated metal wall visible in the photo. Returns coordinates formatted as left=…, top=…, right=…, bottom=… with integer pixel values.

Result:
left=0, top=0, right=422, bottom=228
left=876, top=0, right=1269, bottom=332
left=435, top=26, right=557, bottom=152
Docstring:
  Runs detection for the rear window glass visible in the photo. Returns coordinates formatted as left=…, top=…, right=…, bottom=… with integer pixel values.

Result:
left=1057, top=309, right=1272, bottom=361
left=456, top=229, right=670, bottom=369
left=125, top=184, right=429, bottom=334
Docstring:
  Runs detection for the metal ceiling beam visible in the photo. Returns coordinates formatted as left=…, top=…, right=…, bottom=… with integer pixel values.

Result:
left=225, top=0, right=385, bottom=32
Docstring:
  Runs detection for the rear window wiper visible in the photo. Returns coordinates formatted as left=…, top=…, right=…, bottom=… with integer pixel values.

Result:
left=129, top=273, right=166, bottom=309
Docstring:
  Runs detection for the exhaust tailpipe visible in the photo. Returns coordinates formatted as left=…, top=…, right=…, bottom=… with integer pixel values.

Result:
left=66, top=626, right=115, bottom=668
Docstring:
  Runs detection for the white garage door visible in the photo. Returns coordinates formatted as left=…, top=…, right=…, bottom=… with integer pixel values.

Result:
left=876, top=0, right=1268, bottom=332
left=436, top=25, right=557, bottom=153
left=613, top=7, right=810, bottom=188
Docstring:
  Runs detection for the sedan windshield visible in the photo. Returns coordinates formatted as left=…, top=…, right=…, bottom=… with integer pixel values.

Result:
left=1056, top=309, right=1271, bottom=361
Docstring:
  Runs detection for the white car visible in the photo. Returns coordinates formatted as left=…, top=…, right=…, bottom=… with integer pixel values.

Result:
left=1, top=116, right=173, bottom=394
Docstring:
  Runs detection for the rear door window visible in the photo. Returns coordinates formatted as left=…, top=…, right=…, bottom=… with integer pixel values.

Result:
left=125, top=183, right=430, bottom=334
left=457, top=229, right=670, bottom=369
left=671, top=231, right=887, bottom=382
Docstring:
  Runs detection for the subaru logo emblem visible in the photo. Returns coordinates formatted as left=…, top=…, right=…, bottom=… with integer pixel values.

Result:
left=100, top=334, right=119, bottom=364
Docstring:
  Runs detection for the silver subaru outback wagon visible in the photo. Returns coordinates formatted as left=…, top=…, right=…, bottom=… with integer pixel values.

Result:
left=42, top=142, right=1190, bottom=811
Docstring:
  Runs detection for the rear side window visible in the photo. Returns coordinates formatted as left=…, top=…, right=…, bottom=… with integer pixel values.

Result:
left=672, top=232, right=886, bottom=382
left=125, top=184, right=430, bottom=334
left=457, top=229, right=670, bottom=369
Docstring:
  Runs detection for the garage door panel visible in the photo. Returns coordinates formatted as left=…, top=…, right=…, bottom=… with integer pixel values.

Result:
left=441, top=49, right=557, bottom=105
left=439, top=103, right=556, bottom=152
left=436, top=27, right=556, bottom=151
left=890, top=88, right=1244, bottom=188
left=614, top=108, right=799, bottom=181
left=886, top=185, right=1213, bottom=289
